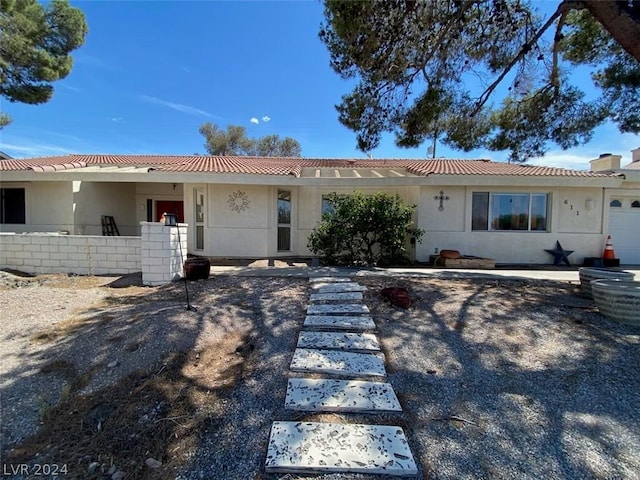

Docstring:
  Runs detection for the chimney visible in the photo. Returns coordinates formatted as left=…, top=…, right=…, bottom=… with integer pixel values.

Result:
left=589, top=153, right=621, bottom=172
left=632, top=147, right=640, bottom=163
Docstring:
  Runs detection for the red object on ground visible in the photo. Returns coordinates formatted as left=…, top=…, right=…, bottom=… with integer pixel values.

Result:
left=381, top=287, right=411, bottom=309
left=603, top=235, right=616, bottom=260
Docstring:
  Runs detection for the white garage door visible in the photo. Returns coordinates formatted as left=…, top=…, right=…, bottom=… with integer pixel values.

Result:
left=609, top=202, right=640, bottom=265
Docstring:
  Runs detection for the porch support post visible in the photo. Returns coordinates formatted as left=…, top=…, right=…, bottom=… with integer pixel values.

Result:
left=140, top=221, right=187, bottom=286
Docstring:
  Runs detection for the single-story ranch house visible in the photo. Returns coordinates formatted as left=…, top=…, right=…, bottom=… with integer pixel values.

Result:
left=1, top=150, right=639, bottom=268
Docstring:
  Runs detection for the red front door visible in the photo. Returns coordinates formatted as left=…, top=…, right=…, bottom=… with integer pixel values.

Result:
left=156, top=201, right=184, bottom=223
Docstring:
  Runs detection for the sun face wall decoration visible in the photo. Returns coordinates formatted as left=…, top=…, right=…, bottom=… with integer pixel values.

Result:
left=227, top=190, right=250, bottom=213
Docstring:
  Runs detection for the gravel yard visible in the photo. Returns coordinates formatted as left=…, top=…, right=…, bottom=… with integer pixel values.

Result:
left=1, top=270, right=639, bottom=479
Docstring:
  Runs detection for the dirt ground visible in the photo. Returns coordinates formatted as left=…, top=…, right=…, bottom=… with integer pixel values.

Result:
left=1, top=271, right=639, bottom=480
left=1, top=272, right=307, bottom=479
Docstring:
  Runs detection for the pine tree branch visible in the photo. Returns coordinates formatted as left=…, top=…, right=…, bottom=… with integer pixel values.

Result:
left=472, top=4, right=571, bottom=115
left=418, top=0, right=478, bottom=83
left=551, top=9, right=570, bottom=93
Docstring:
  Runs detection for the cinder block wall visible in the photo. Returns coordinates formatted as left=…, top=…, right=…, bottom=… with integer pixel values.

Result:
left=0, top=233, right=141, bottom=275
left=140, top=222, right=187, bottom=286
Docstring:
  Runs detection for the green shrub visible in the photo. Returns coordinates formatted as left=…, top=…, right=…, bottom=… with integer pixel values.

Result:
left=307, top=192, right=424, bottom=266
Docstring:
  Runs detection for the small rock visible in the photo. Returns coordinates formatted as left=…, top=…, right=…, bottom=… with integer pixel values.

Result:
left=108, top=465, right=116, bottom=475
left=87, top=462, right=100, bottom=474
left=111, top=471, right=125, bottom=480
left=107, top=360, right=119, bottom=368
left=145, top=457, right=162, bottom=469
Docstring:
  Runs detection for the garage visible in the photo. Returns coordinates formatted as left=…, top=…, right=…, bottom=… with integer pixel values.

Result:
left=609, top=197, right=640, bottom=265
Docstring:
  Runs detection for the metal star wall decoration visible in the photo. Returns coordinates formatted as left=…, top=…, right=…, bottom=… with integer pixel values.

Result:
left=544, top=241, right=574, bottom=266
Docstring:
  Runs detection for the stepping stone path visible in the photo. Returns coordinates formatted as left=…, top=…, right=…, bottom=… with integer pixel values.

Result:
left=290, top=348, right=387, bottom=377
left=313, top=283, right=368, bottom=294
left=265, top=422, right=416, bottom=475
left=303, top=315, right=376, bottom=330
left=266, top=276, right=418, bottom=476
left=309, top=291, right=364, bottom=302
left=310, top=277, right=355, bottom=283
left=307, top=303, right=370, bottom=315
left=285, top=378, right=402, bottom=412
left=297, top=331, right=380, bottom=351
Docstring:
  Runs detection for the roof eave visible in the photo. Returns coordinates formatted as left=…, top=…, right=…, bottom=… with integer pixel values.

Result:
left=424, top=173, right=623, bottom=187
left=0, top=169, right=624, bottom=188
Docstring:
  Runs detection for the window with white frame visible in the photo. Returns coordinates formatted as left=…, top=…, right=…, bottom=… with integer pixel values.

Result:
left=472, top=192, right=548, bottom=231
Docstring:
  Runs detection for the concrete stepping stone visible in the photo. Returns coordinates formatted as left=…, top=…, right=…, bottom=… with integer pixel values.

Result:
left=310, top=291, right=363, bottom=302
left=303, top=315, right=376, bottom=330
left=307, top=303, right=369, bottom=315
left=285, top=378, right=401, bottom=412
left=312, top=283, right=368, bottom=293
left=309, top=277, right=353, bottom=283
left=265, top=421, right=418, bottom=476
left=297, top=331, right=380, bottom=351
left=290, top=348, right=386, bottom=377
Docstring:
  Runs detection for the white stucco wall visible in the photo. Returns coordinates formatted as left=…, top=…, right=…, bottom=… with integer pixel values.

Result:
left=3, top=175, right=628, bottom=265
left=73, top=182, right=138, bottom=235
left=416, top=185, right=608, bottom=264
left=181, top=183, right=421, bottom=258
left=0, top=181, right=74, bottom=233
left=0, top=181, right=185, bottom=237
left=424, top=231, right=605, bottom=264
left=418, top=186, right=466, bottom=234
left=186, top=184, right=272, bottom=257
left=556, top=188, right=603, bottom=233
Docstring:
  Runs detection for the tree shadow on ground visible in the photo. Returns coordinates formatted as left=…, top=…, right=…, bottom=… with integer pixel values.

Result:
left=4, top=274, right=638, bottom=479
left=363, top=277, right=640, bottom=480
left=1, top=276, right=307, bottom=479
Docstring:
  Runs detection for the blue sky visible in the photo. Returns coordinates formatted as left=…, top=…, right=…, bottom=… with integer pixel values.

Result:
left=1, top=0, right=638, bottom=170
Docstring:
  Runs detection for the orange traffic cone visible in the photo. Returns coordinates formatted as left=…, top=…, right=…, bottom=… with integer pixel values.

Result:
left=603, top=234, right=616, bottom=260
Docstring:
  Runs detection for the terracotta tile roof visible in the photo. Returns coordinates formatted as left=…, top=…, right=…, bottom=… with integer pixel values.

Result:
left=401, top=159, right=607, bottom=177
left=0, top=154, right=188, bottom=171
left=0, top=154, right=616, bottom=177
left=158, top=156, right=305, bottom=176
left=0, top=158, right=87, bottom=172
left=66, top=154, right=197, bottom=165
